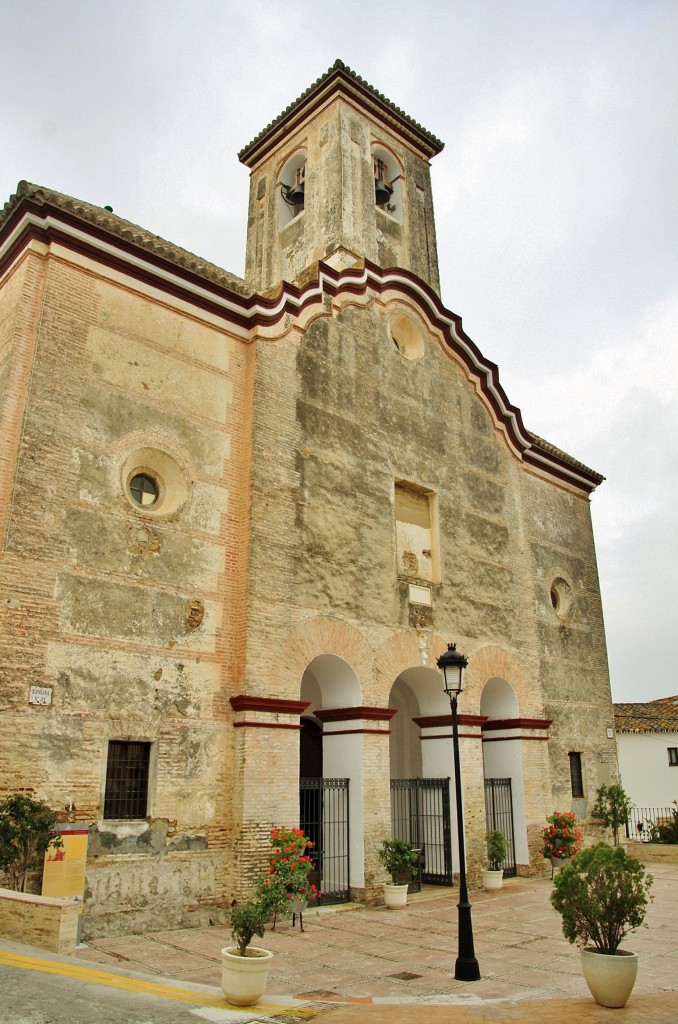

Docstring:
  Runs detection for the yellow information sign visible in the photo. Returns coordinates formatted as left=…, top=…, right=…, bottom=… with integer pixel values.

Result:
left=42, top=826, right=88, bottom=906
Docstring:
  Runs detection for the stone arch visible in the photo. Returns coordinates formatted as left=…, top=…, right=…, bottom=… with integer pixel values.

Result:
left=270, top=615, right=374, bottom=700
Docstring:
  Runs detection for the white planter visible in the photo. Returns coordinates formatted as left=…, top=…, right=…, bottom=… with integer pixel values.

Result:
left=383, top=882, right=408, bottom=909
left=580, top=948, right=638, bottom=1008
left=480, top=868, right=503, bottom=891
left=221, top=946, right=273, bottom=1006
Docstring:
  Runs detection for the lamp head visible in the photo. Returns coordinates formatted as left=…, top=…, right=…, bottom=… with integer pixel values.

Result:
left=437, top=642, right=468, bottom=697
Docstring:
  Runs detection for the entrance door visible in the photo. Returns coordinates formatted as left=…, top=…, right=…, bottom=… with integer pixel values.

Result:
left=299, top=776, right=350, bottom=905
left=390, top=778, right=453, bottom=885
left=484, top=777, right=516, bottom=877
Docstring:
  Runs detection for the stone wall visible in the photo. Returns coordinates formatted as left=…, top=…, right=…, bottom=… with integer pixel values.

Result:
left=0, top=247, right=253, bottom=936
left=0, top=887, right=80, bottom=953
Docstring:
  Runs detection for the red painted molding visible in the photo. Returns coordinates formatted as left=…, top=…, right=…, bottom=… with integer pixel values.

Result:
left=315, top=706, right=397, bottom=723
left=230, top=696, right=311, bottom=715
left=322, top=728, right=392, bottom=736
left=233, top=720, right=303, bottom=730
left=482, top=734, right=550, bottom=742
left=421, top=732, right=483, bottom=741
left=414, top=714, right=488, bottom=728
left=482, top=718, right=553, bottom=732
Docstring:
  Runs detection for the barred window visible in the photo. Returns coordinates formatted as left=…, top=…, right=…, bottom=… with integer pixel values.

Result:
left=104, top=741, right=151, bottom=820
left=568, top=751, right=584, bottom=798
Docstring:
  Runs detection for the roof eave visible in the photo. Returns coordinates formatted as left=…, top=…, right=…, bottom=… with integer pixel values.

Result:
left=238, top=59, right=444, bottom=169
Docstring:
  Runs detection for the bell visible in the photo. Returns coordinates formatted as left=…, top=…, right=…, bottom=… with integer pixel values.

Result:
left=375, top=178, right=393, bottom=207
left=287, top=181, right=305, bottom=205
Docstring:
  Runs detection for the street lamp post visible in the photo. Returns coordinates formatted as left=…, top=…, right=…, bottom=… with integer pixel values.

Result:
left=436, top=642, right=481, bottom=982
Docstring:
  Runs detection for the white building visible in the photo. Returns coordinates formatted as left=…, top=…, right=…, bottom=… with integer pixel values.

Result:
left=614, top=697, right=678, bottom=813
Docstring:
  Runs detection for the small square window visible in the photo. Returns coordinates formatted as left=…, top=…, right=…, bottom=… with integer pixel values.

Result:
left=568, top=752, right=584, bottom=798
left=104, top=741, right=151, bottom=820
left=668, top=747, right=678, bottom=766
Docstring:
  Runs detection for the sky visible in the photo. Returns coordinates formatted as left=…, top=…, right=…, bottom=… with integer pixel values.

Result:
left=2, top=0, right=677, bottom=702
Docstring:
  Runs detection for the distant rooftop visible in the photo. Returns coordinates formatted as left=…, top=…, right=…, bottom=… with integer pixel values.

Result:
left=614, top=696, right=678, bottom=733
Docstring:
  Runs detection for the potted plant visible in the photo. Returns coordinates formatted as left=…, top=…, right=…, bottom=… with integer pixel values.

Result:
left=221, top=897, right=273, bottom=1006
left=221, top=824, right=316, bottom=1006
left=550, top=842, right=653, bottom=1008
left=540, top=810, right=583, bottom=872
left=378, top=838, right=419, bottom=909
left=481, top=829, right=507, bottom=891
left=591, top=783, right=632, bottom=846
left=266, top=826, right=317, bottom=918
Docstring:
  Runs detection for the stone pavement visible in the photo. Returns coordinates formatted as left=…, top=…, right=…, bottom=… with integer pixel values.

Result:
left=70, top=860, right=678, bottom=1020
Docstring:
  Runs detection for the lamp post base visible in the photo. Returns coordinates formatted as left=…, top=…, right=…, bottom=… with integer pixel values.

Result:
left=455, top=955, right=481, bottom=982
left=456, top=894, right=481, bottom=981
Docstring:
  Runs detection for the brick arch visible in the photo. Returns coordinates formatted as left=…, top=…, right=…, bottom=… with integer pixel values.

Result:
left=270, top=615, right=375, bottom=699
left=464, top=644, right=540, bottom=716
left=371, top=630, right=452, bottom=705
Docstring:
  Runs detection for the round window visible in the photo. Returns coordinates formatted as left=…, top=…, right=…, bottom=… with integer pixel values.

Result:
left=129, top=473, right=160, bottom=507
left=121, top=445, right=190, bottom=518
left=550, top=577, right=573, bottom=620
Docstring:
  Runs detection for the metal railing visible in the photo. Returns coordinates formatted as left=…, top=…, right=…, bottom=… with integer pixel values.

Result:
left=625, top=805, right=676, bottom=840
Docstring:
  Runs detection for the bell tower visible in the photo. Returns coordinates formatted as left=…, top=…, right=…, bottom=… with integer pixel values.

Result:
left=239, top=60, right=445, bottom=294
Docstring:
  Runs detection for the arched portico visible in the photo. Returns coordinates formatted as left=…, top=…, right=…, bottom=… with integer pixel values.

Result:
left=298, top=652, right=394, bottom=899
left=387, top=662, right=485, bottom=886
left=479, top=671, right=553, bottom=874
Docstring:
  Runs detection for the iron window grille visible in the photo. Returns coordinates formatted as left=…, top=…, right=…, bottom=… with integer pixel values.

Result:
left=568, top=751, right=584, bottom=798
left=104, top=740, right=151, bottom=819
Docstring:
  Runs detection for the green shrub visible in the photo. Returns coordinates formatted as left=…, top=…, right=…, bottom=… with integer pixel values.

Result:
left=649, top=802, right=678, bottom=844
left=229, top=898, right=268, bottom=957
left=0, top=795, right=63, bottom=892
left=485, top=829, right=507, bottom=871
left=378, top=839, right=419, bottom=885
left=550, top=843, right=653, bottom=954
left=590, top=784, right=632, bottom=846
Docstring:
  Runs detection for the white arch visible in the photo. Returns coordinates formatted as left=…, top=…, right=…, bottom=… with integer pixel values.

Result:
left=300, top=654, right=361, bottom=712
left=480, top=676, right=529, bottom=866
left=480, top=677, right=519, bottom=719
left=299, top=653, right=364, bottom=890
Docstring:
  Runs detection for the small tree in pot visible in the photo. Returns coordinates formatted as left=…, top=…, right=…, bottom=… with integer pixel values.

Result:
left=550, top=843, right=653, bottom=1007
left=378, top=839, right=419, bottom=908
left=228, top=898, right=268, bottom=958
left=481, top=829, right=507, bottom=890
left=591, top=784, right=632, bottom=847
left=222, top=895, right=274, bottom=1007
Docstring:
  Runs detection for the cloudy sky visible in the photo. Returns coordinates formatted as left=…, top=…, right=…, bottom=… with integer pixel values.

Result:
left=3, top=1, right=676, bottom=702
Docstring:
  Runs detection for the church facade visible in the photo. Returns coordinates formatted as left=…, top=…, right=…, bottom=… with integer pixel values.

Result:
left=0, top=61, right=617, bottom=937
